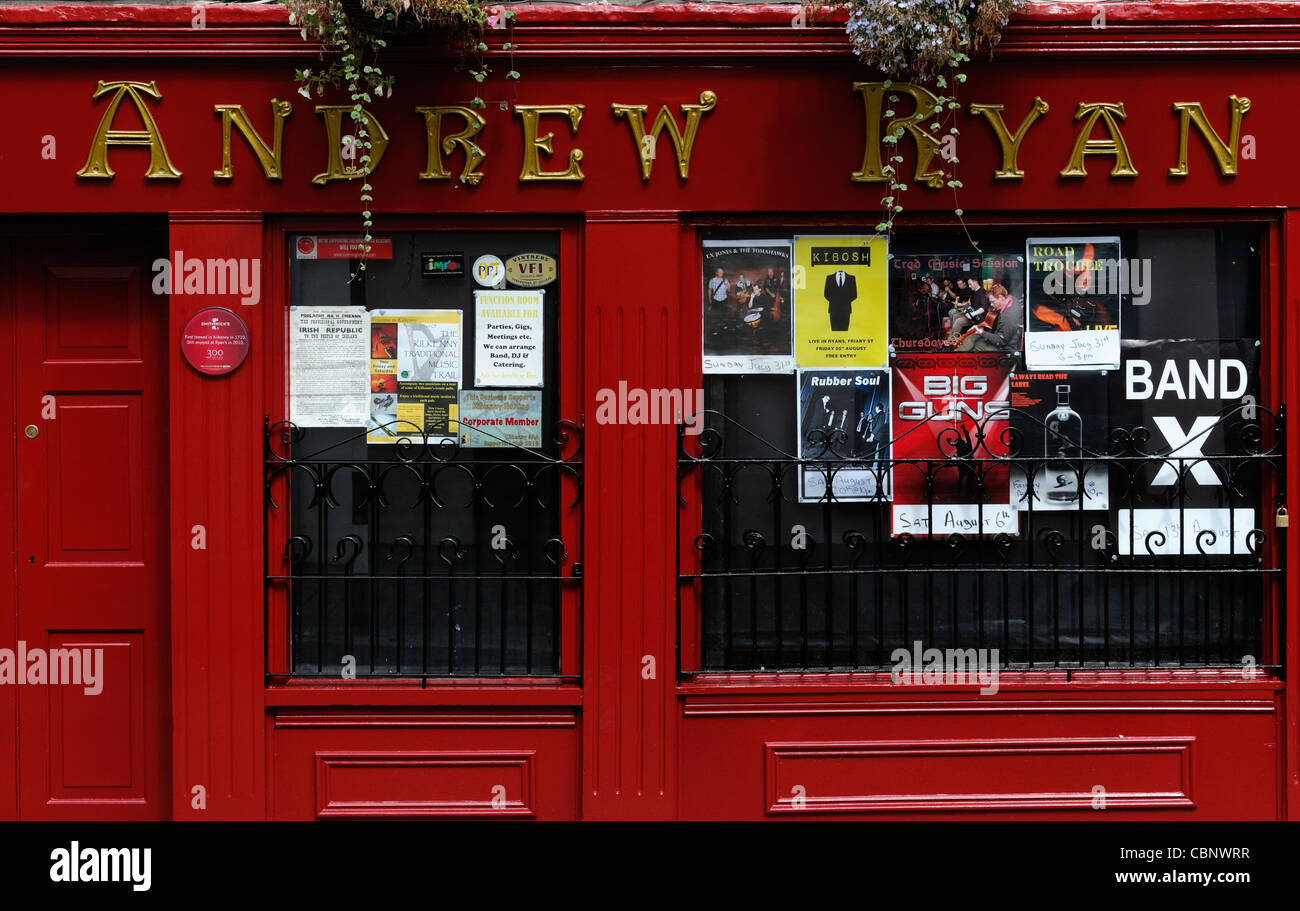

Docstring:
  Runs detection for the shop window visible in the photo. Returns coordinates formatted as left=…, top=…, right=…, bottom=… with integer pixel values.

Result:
left=266, top=232, right=580, bottom=681
left=679, top=225, right=1282, bottom=675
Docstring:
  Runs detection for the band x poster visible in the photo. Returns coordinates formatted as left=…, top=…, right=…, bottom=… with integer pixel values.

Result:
left=1110, top=338, right=1260, bottom=555
left=796, top=368, right=891, bottom=502
left=367, top=309, right=462, bottom=444
left=793, top=235, right=889, bottom=368
left=890, top=354, right=1017, bottom=536
left=888, top=253, right=1024, bottom=355
left=1025, top=236, right=1122, bottom=370
left=289, top=305, right=370, bottom=428
left=702, top=240, right=794, bottom=374
left=474, top=289, right=544, bottom=387
left=1009, top=371, right=1110, bottom=511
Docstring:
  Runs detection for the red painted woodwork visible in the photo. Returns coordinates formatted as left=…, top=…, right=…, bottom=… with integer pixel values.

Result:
left=0, top=2, right=1293, bottom=820
left=167, top=214, right=266, bottom=820
left=269, top=711, right=579, bottom=820
left=11, top=232, right=170, bottom=820
left=0, top=242, right=16, bottom=821
left=680, top=687, right=1281, bottom=819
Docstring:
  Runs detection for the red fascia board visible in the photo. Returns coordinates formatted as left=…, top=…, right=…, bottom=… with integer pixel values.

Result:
left=1, top=2, right=1300, bottom=27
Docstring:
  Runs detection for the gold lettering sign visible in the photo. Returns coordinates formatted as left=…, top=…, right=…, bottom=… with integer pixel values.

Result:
left=1060, top=102, right=1138, bottom=178
left=515, top=104, right=586, bottom=183
left=851, top=82, right=945, bottom=188
left=77, top=80, right=182, bottom=180
left=969, top=97, right=1049, bottom=180
left=311, top=106, right=390, bottom=185
left=611, top=91, right=717, bottom=180
left=416, top=105, right=487, bottom=185
left=1169, top=96, right=1251, bottom=177
left=213, top=100, right=293, bottom=180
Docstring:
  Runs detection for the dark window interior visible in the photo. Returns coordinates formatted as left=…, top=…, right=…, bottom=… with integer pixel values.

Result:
left=276, top=232, right=570, bottom=679
left=689, top=225, right=1275, bottom=673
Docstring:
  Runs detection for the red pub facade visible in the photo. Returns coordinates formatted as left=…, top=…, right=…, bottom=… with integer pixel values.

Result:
left=0, top=0, right=1297, bottom=821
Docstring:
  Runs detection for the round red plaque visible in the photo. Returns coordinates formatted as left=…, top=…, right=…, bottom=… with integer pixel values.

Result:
left=181, top=307, right=251, bottom=376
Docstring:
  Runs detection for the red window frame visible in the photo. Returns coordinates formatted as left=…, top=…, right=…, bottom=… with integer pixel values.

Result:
left=675, top=209, right=1286, bottom=691
left=262, top=215, right=585, bottom=706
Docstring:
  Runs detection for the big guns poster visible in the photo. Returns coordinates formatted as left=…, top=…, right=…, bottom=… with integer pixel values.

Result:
left=891, top=354, right=1017, bottom=536
left=793, top=235, right=889, bottom=368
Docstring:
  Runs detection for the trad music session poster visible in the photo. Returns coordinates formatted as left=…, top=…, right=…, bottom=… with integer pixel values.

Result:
left=887, top=252, right=1024, bottom=356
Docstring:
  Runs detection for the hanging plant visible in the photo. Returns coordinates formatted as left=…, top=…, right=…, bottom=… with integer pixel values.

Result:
left=809, top=0, right=1023, bottom=243
left=281, top=0, right=520, bottom=273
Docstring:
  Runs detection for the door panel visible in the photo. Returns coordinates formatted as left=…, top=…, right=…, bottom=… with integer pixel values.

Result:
left=13, top=235, right=169, bottom=820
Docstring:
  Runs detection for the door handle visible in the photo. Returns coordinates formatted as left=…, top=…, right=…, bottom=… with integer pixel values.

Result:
left=24, top=424, right=38, bottom=439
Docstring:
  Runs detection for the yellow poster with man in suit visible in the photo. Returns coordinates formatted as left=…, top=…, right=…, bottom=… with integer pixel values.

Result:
left=794, top=235, right=889, bottom=368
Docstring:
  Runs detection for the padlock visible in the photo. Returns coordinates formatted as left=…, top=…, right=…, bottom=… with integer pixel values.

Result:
left=1277, top=507, right=1289, bottom=529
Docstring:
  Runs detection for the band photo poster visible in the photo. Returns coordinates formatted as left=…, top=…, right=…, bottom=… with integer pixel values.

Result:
left=367, top=309, right=463, bottom=444
left=796, top=368, right=891, bottom=503
left=888, top=253, right=1025, bottom=356
left=1025, top=236, right=1122, bottom=370
left=793, top=235, right=889, bottom=368
left=702, top=240, right=794, bottom=374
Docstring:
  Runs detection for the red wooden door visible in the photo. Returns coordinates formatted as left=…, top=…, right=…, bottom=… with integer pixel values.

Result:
left=12, top=234, right=170, bottom=820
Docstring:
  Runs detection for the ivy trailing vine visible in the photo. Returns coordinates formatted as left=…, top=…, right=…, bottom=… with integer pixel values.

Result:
left=810, top=0, right=1023, bottom=246
left=281, top=0, right=519, bottom=273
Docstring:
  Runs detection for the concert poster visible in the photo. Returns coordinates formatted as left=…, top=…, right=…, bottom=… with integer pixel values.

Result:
left=890, top=354, right=1018, bottom=537
left=702, top=239, right=794, bottom=374
left=796, top=368, right=892, bottom=503
left=888, top=252, right=1024, bottom=356
left=1109, top=338, right=1261, bottom=555
left=1009, top=371, right=1110, bottom=512
left=1025, top=236, right=1122, bottom=370
left=793, top=235, right=889, bottom=368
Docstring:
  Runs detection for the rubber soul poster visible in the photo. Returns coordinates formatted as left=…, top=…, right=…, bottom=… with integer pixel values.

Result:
left=793, top=235, right=888, bottom=368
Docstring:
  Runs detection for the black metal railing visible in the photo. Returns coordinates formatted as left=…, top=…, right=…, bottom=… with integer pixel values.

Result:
left=265, top=417, right=583, bottom=683
left=676, top=404, right=1284, bottom=677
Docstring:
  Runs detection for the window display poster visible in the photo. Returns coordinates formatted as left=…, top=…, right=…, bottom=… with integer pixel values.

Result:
left=702, top=240, right=794, bottom=374
left=1009, top=371, right=1110, bottom=511
left=474, top=289, right=544, bottom=387
left=796, top=368, right=891, bottom=503
left=888, top=253, right=1024, bottom=356
left=793, top=235, right=888, bottom=368
left=1110, top=338, right=1260, bottom=555
left=367, top=309, right=462, bottom=443
left=289, top=305, right=370, bottom=427
left=890, top=354, right=1017, bottom=536
left=1025, top=236, right=1122, bottom=370
left=457, top=390, right=543, bottom=448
